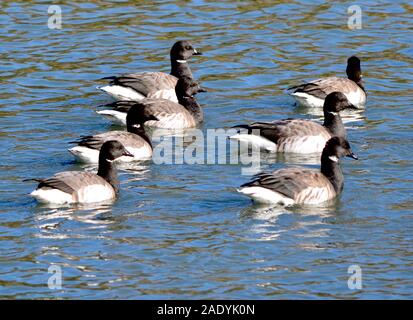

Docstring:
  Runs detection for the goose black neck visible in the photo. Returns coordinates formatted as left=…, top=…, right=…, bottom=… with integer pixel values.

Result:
left=355, top=80, right=366, bottom=92
left=348, top=75, right=365, bottom=92
left=126, top=122, right=153, bottom=148
left=347, top=69, right=365, bottom=92
left=323, top=111, right=346, bottom=138
left=178, top=96, right=203, bottom=124
left=320, top=154, right=344, bottom=194
left=97, top=156, right=119, bottom=193
left=170, top=59, right=194, bottom=80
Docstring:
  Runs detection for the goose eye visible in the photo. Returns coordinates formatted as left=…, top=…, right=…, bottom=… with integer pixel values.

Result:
left=185, top=46, right=191, bottom=50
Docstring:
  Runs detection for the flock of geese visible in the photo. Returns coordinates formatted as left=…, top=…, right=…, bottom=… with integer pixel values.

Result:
left=29, top=40, right=366, bottom=207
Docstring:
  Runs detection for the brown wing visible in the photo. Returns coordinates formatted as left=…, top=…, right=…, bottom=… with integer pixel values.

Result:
left=130, top=99, right=196, bottom=128
left=37, top=172, right=111, bottom=194
left=290, top=77, right=360, bottom=99
left=100, top=99, right=197, bottom=128
left=235, top=119, right=330, bottom=144
left=99, top=101, right=135, bottom=114
left=242, top=167, right=336, bottom=203
left=105, top=72, right=178, bottom=97
left=76, top=131, right=148, bottom=150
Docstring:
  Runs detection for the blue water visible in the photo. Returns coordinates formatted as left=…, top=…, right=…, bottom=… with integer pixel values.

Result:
left=0, top=1, right=412, bottom=299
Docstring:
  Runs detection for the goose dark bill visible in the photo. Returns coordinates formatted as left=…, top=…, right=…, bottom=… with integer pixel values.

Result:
left=347, top=152, right=358, bottom=160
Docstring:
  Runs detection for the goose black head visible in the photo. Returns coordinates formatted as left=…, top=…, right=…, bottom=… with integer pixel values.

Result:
left=323, top=136, right=358, bottom=163
left=126, top=106, right=159, bottom=129
left=323, top=91, right=358, bottom=113
left=100, top=140, right=133, bottom=162
left=346, top=55, right=362, bottom=83
left=170, top=40, right=202, bottom=61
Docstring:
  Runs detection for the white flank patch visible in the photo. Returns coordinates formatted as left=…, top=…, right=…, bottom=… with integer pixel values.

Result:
left=344, top=89, right=366, bottom=108
left=176, top=60, right=187, bottom=63
left=96, top=110, right=127, bottom=125
left=150, top=88, right=178, bottom=103
left=291, top=92, right=325, bottom=108
left=229, top=134, right=277, bottom=152
left=279, top=135, right=328, bottom=154
left=30, top=188, right=73, bottom=204
left=296, top=186, right=333, bottom=205
left=146, top=113, right=195, bottom=129
left=77, top=184, right=115, bottom=203
left=120, top=146, right=153, bottom=162
left=98, top=85, right=145, bottom=101
left=292, top=88, right=366, bottom=109
left=68, top=146, right=99, bottom=164
left=238, top=187, right=295, bottom=205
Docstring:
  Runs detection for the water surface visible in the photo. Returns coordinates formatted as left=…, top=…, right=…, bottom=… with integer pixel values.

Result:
left=0, top=0, right=412, bottom=299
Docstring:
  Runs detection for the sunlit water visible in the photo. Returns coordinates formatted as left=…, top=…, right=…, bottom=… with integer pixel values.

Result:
left=0, top=1, right=412, bottom=299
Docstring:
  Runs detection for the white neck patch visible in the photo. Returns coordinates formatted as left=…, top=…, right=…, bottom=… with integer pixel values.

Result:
left=327, top=111, right=339, bottom=116
left=133, top=124, right=141, bottom=129
left=176, top=60, right=187, bottom=63
left=106, top=159, right=114, bottom=163
left=329, top=155, right=339, bottom=163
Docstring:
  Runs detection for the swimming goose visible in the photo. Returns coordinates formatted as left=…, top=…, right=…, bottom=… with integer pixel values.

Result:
left=98, top=40, right=203, bottom=102
left=29, top=141, right=133, bottom=204
left=238, top=136, right=358, bottom=205
left=230, top=92, right=356, bottom=154
left=288, top=56, right=366, bottom=108
left=68, top=108, right=159, bottom=164
left=97, top=76, right=204, bottom=129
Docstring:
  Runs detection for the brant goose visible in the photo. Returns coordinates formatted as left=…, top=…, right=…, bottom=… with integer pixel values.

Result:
left=230, top=92, right=356, bottom=153
left=98, top=40, right=203, bottom=102
left=29, top=141, right=133, bottom=204
left=68, top=108, right=158, bottom=164
left=238, top=136, right=358, bottom=205
left=97, top=76, right=204, bottom=129
left=288, top=56, right=366, bottom=108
